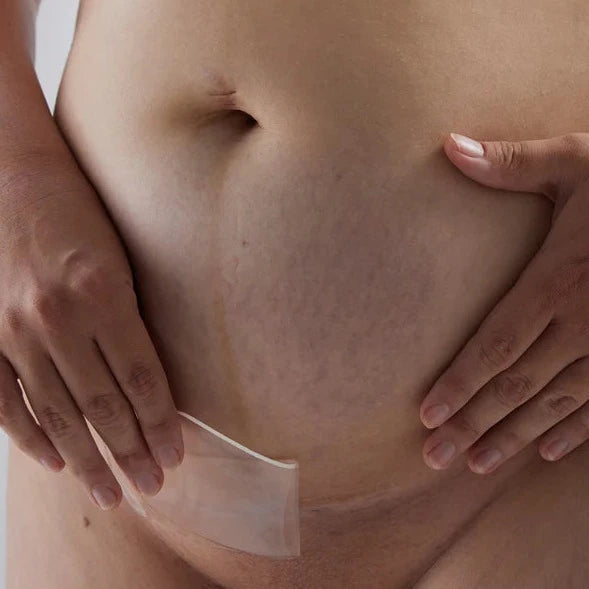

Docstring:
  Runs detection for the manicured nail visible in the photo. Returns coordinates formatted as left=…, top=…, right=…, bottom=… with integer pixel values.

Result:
left=155, top=445, right=181, bottom=469
left=450, top=133, right=485, bottom=158
left=426, top=441, right=456, bottom=469
left=543, top=439, right=569, bottom=461
left=40, top=456, right=64, bottom=473
left=134, top=472, right=162, bottom=496
left=422, top=403, right=450, bottom=428
left=91, top=485, right=118, bottom=510
left=471, top=448, right=503, bottom=473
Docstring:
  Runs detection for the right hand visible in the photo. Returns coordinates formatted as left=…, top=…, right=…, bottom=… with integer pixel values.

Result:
left=0, top=153, right=184, bottom=510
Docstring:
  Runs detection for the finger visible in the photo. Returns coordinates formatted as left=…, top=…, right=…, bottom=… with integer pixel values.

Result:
left=422, top=322, right=573, bottom=469
left=95, top=305, right=183, bottom=470
left=0, top=355, right=64, bottom=472
left=538, top=367, right=589, bottom=462
left=466, top=356, right=589, bottom=474
left=444, top=132, right=589, bottom=199
left=420, top=265, right=552, bottom=429
left=538, top=400, right=589, bottom=462
left=11, top=345, right=123, bottom=510
left=44, top=332, right=164, bottom=498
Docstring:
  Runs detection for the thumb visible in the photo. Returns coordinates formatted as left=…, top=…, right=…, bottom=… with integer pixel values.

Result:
left=444, top=132, right=589, bottom=201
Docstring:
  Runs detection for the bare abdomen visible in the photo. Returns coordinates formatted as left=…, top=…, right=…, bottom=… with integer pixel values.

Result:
left=34, top=0, right=589, bottom=585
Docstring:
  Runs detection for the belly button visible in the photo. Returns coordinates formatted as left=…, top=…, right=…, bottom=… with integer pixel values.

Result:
left=203, top=69, right=239, bottom=109
left=207, top=88, right=238, bottom=110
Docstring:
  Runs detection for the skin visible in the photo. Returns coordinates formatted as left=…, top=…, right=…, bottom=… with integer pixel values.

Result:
left=420, top=133, right=589, bottom=475
left=6, top=0, right=589, bottom=587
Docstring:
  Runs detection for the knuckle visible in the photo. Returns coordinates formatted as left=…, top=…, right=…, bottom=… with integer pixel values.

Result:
left=30, top=287, right=67, bottom=329
left=494, top=140, right=526, bottom=172
left=478, top=331, right=516, bottom=370
left=126, top=361, right=159, bottom=399
left=3, top=306, right=25, bottom=335
left=83, top=393, right=125, bottom=428
left=451, top=412, right=481, bottom=441
left=38, top=406, right=74, bottom=439
left=490, top=372, right=534, bottom=408
left=69, top=264, right=113, bottom=305
left=541, top=392, right=579, bottom=418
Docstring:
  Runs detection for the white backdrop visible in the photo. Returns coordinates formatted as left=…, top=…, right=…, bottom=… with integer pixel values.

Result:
left=0, top=2, right=80, bottom=586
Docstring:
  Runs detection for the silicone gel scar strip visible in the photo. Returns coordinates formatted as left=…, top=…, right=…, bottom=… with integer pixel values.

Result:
left=95, top=410, right=301, bottom=558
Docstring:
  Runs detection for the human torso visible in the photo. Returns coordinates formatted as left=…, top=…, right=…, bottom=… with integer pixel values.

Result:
left=8, top=1, right=589, bottom=587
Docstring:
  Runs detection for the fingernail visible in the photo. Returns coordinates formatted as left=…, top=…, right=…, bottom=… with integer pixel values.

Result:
left=422, top=403, right=450, bottom=428
left=40, top=456, right=64, bottom=473
left=544, top=439, right=569, bottom=461
left=426, top=440, right=456, bottom=469
left=155, top=445, right=181, bottom=469
left=471, top=448, right=503, bottom=473
left=450, top=133, right=485, bottom=158
left=134, top=472, right=162, bottom=496
left=91, top=485, right=118, bottom=510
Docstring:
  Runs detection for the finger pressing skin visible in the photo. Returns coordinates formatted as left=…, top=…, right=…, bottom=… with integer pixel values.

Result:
left=0, top=354, right=64, bottom=472
left=444, top=132, right=589, bottom=199
left=95, top=304, right=183, bottom=470
left=10, top=344, right=123, bottom=510
left=537, top=374, right=589, bottom=462
left=538, top=400, right=589, bottom=462
left=420, top=263, right=552, bottom=429
left=43, top=330, right=164, bottom=498
left=465, top=356, right=589, bottom=474
left=422, top=322, right=574, bottom=470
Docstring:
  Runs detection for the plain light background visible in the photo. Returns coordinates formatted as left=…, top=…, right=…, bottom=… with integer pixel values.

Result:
left=0, top=1, right=80, bottom=586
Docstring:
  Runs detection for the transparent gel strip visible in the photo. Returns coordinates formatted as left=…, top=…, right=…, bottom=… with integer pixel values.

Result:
left=94, top=411, right=300, bottom=558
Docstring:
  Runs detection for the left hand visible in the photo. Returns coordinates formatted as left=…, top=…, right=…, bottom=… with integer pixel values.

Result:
left=419, top=132, right=589, bottom=475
